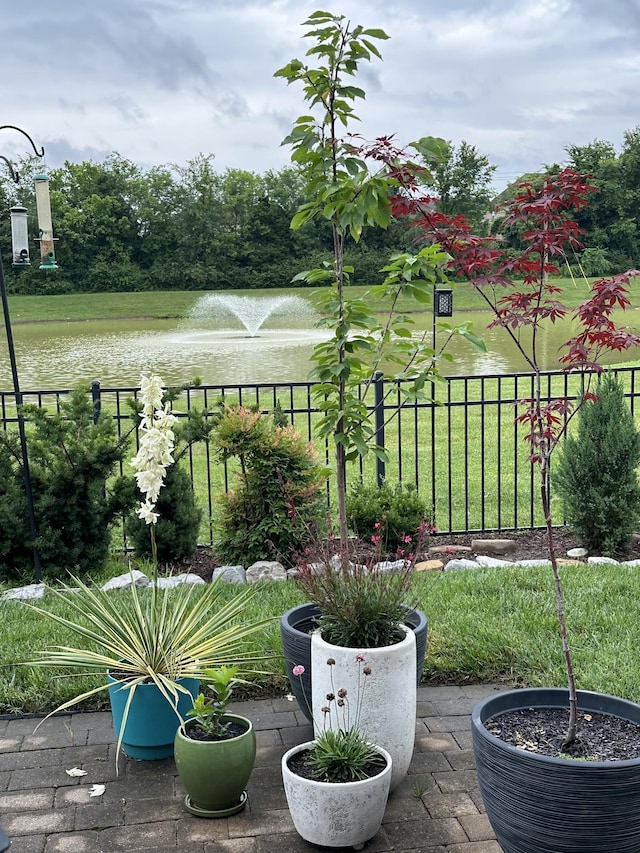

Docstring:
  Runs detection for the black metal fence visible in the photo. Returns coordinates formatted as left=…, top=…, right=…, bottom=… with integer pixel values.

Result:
left=3, top=365, right=640, bottom=542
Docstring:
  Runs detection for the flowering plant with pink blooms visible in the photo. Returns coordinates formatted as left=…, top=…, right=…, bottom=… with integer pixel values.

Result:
left=294, top=519, right=430, bottom=648
left=291, top=655, right=385, bottom=783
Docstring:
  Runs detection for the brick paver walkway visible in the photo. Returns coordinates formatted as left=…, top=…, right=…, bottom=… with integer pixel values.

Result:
left=0, top=684, right=503, bottom=852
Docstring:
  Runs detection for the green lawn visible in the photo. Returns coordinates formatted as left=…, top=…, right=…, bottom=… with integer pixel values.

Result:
left=5, top=278, right=599, bottom=324
left=2, top=561, right=640, bottom=715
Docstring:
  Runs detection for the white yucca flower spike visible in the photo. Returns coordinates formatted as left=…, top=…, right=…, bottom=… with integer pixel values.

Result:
left=131, top=374, right=177, bottom=524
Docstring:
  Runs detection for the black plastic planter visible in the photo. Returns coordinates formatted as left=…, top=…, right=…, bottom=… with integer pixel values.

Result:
left=472, top=688, right=640, bottom=853
left=280, top=602, right=428, bottom=722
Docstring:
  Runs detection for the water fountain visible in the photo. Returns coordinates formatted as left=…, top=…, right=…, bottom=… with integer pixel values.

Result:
left=188, top=293, right=312, bottom=337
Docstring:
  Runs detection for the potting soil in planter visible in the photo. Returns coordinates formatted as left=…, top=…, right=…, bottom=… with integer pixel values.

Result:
left=486, top=707, right=640, bottom=761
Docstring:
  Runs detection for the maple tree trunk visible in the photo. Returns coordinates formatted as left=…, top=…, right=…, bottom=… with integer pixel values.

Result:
left=540, top=455, right=578, bottom=745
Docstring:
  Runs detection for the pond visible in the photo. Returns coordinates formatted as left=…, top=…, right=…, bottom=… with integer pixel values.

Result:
left=2, top=294, right=640, bottom=391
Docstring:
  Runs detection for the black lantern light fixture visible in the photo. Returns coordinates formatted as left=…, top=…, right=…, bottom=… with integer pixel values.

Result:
left=434, top=287, right=454, bottom=318
left=0, top=125, right=58, bottom=582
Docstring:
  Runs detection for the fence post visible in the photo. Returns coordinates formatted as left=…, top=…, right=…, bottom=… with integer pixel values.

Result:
left=373, top=371, right=385, bottom=487
left=91, top=380, right=101, bottom=425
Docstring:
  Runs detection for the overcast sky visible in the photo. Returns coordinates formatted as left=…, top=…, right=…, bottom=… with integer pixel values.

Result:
left=3, top=0, right=640, bottom=191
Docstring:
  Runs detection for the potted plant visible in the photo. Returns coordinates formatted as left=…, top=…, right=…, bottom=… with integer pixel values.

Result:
left=282, top=657, right=392, bottom=849
left=275, top=12, right=480, bottom=762
left=281, top=484, right=431, bottom=722
left=174, top=666, right=256, bottom=817
left=281, top=550, right=428, bottom=728
left=408, top=170, right=640, bottom=851
left=284, top=550, right=418, bottom=792
left=27, top=375, right=273, bottom=765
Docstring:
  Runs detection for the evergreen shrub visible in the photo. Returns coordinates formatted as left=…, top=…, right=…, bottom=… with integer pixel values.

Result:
left=0, top=387, right=126, bottom=582
left=554, top=372, right=640, bottom=555
left=346, top=481, right=431, bottom=553
left=213, top=405, right=327, bottom=566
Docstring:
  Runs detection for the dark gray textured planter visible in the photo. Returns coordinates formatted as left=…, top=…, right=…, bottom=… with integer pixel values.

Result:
left=472, top=688, right=640, bottom=853
left=280, top=602, right=427, bottom=722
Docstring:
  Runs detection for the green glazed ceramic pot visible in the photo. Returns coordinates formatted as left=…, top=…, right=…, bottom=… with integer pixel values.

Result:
left=174, top=714, right=256, bottom=818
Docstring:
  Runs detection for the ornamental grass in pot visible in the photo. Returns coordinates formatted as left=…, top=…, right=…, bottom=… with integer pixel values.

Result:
left=282, top=655, right=392, bottom=850
left=290, top=550, right=418, bottom=792
left=404, top=169, right=640, bottom=851
left=174, top=666, right=257, bottom=818
left=281, top=538, right=428, bottom=725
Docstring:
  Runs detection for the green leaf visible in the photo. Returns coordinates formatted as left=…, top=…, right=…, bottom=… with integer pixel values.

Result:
left=410, top=136, right=450, bottom=163
left=362, top=28, right=390, bottom=40
left=290, top=207, right=317, bottom=230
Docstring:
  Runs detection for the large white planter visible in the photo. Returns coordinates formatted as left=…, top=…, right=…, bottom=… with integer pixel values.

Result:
left=311, top=627, right=416, bottom=792
left=282, top=740, right=392, bottom=850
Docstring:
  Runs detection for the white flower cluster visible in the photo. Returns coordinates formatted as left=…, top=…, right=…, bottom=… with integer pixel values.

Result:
left=130, top=374, right=178, bottom=525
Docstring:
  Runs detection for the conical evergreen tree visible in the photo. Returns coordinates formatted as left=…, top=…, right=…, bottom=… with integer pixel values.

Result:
left=554, top=372, right=640, bottom=555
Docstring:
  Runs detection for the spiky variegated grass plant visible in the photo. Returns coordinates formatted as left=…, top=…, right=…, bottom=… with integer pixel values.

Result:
left=27, top=576, right=273, bottom=763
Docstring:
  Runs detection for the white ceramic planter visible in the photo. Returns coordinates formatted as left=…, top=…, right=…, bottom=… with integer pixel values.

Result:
left=282, top=741, right=392, bottom=850
left=311, top=627, right=416, bottom=792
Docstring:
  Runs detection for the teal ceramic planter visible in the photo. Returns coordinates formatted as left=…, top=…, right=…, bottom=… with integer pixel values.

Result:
left=107, top=674, right=199, bottom=760
left=174, top=714, right=257, bottom=817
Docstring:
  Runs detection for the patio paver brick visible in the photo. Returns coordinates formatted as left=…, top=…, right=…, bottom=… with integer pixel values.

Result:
left=0, top=683, right=504, bottom=851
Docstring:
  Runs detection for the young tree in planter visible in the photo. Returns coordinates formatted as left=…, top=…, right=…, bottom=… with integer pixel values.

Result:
left=275, top=10, right=483, bottom=554
left=400, top=169, right=640, bottom=744
left=554, top=371, right=640, bottom=556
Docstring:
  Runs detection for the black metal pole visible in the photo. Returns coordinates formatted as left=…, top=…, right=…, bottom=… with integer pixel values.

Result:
left=0, top=249, right=41, bottom=581
left=373, top=370, right=385, bottom=487
left=431, top=299, right=437, bottom=524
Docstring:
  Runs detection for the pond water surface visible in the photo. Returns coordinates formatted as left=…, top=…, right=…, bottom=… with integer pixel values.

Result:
left=4, top=305, right=640, bottom=391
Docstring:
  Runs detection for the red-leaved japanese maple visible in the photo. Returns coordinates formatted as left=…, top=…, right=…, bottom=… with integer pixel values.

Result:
left=395, top=169, right=640, bottom=744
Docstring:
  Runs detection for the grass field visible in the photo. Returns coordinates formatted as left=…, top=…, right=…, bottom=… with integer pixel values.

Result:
left=2, top=560, right=640, bottom=715
left=5, top=277, right=601, bottom=324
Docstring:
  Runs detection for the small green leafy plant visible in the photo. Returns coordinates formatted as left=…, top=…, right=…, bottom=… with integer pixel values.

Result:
left=185, top=666, right=243, bottom=740
left=293, top=656, right=385, bottom=783
left=347, top=481, right=433, bottom=553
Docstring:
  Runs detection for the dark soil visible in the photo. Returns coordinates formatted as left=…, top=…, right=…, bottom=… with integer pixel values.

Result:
left=185, top=720, right=248, bottom=742
left=486, top=707, right=640, bottom=761
left=162, top=527, right=640, bottom=582
left=286, top=747, right=387, bottom=782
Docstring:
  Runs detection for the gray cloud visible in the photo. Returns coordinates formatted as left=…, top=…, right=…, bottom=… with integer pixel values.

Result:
left=3, top=0, right=213, bottom=90
left=1, top=0, right=638, bottom=190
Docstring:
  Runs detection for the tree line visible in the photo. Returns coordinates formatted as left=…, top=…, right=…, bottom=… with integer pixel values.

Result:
left=0, top=128, right=638, bottom=295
